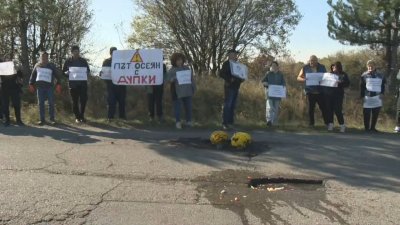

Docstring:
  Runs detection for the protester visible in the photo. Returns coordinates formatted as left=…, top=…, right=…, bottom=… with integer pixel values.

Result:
left=0, top=58, right=24, bottom=126
left=62, top=45, right=90, bottom=123
left=322, top=62, right=350, bottom=132
left=167, top=53, right=195, bottom=129
left=219, top=49, right=245, bottom=130
left=394, top=71, right=400, bottom=133
left=360, top=60, right=386, bottom=132
left=146, top=64, right=166, bottom=122
left=297, top=55, right=328, bottom=127
left=0, top=61, right=2, bottom=122
left=262, top=61, right=286, bottom=126
left=101, top=47, right=126, bottom=121
left=29, top=51, right=62, bottom=125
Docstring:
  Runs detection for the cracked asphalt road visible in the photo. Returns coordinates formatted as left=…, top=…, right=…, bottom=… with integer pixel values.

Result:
left=0, top=124, right=399, bottom=225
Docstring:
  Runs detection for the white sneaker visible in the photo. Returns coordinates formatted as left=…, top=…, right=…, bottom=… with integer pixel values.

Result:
left=394, top=126, right=400, bottom=133
left=339, top=125, right=346, bottom=133
left=176, top=122, right=182, bottom=129
left=327, top=123, right=334, bottom=131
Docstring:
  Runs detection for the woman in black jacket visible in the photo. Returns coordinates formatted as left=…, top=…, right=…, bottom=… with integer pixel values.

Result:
left=323, top=61, right=350, bottom=132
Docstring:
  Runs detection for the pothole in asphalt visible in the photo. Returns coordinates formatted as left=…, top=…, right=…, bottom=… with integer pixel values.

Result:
left=196, top=170, right=349, bottom=225
left=166, top=138, right=270, bottom=158
left=248, top=177, right=324, bottom=192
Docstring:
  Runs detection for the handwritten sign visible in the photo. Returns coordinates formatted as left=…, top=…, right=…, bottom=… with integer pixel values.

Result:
left=176, top=70, right=192, bottom=85
left=69, top=67, right=88, bottom=81
left=36, top=68, right=52, bottom=83
left=268, top=85, right=286, bottom=98
left=320, top=73, right=339, bottom=87
left=363, top=95, right=382, bottom=108
left=305, top=73, right=323, bottom=86
left=111, top=49, right=163, bottom=85
left=366, top=78, right=382, bottom=93
left=230, top=61, right=248, bottom=80
left=0, top=61, right=16, bottom=76
left=100, top=67, right=112, bottom=80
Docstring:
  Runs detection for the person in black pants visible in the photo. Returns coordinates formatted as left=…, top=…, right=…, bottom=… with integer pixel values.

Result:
left=62, top=46, right=90, bottom=123
left=0, top=58, right=24, bottom=126
left=146, top=64, right=166, bottom=122
left=101, top=47, right=126, bottom=121
left=360, top=60, right=386, bottom=132
left=297, top=55, right=328, bottom=127
left=322, top=62, right=350, bottom=132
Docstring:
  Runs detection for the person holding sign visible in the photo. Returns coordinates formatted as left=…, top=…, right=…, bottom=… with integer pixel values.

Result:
left=167, top=53, right=195, bottom=129
left=297, top=55, right=328, bottom=127
left=0, top=58, right=24, bottom=127
left=29, top=52, right=62, bottom=125
left=101, top=47, right=126, bottom=121
left=322, top=62, right=350, bottom=132
left=261, top=61, right=286, bottom=126
left=62, top=46, right=90, bottom=123
left=360, top=60, right=386, bottom=132
left=219, top=49, right=245, bottom=130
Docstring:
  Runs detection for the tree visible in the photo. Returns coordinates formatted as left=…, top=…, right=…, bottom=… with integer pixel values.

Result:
left=129, top=0, right=301, bottom=75
left=327, top=0, right=400, bottom=89
left=0, top=0, right=92, bottom=75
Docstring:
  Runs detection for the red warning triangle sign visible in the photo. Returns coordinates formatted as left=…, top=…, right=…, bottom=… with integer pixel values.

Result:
left=131, top=50, right=143, bottom=63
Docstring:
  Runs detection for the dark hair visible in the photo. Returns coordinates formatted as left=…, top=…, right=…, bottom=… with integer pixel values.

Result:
left=110, top=47, right=117, bottom=55
left=71, top=45, right=80, bottom=52
left=271, top=61, right=279, bottom=67
left=40, top=51, right=49, bottom=56
left=170, top=53, right=186, bottom=67
left=330, top=63, right=335, bottom=72
left=333, top=61, right=343, bottom=73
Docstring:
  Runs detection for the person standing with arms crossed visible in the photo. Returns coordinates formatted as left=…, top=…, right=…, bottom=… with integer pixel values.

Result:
left=297, top=55, right=328, bottom=127
left=63, top=46, right=90, bottom=123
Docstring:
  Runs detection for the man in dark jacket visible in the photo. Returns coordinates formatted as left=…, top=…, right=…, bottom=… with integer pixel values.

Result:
left=0, top=58, right=24, bottom=126
left=62, top=45, right=90, bottom=123
left=297, top=55, right=328, bottom=127
left=219, top=49, right=244, bottom=130
left=101, top=47, right=126, bottom=121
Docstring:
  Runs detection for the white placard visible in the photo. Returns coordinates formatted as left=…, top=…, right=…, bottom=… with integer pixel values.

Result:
left=320, top=73, right=339, bottom=87
left=305, top=73, right=323, bottom=86
left=100, top=67, right=111, bottom=80
left=363, top=96, right=382, bottom=108
left=366, top=78, right=382, bottom=93
left=268, top=85, right=286, bottom=98
left=69, top=67, right=88, bottom=81
left=111, top=49, right=163, bottom=85
left=176, top=70, right=192, bottom=85
left=36, top=67, right=52, bottom=83
left=230, top=61, right=248, bottom=80
left=0, top=61, right=16, bottom=76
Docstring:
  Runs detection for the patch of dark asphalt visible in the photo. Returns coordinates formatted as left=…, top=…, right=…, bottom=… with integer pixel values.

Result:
left=196, top=169, right=350, bottom=225
left=166, top=137, right=270, bottom=158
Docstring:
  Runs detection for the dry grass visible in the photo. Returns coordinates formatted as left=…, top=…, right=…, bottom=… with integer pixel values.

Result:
left=17, top=74, right=396, bottom=132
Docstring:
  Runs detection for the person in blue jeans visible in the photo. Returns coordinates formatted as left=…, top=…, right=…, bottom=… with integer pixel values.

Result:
left=29, top=51, right=62, bottom=125
left=219, top=49, right=244, bottom=130
left=167, top=53, right=195, bottom=129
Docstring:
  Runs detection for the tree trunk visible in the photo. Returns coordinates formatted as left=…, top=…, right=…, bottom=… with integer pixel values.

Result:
left=18, top=0, right=30, bottom=77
